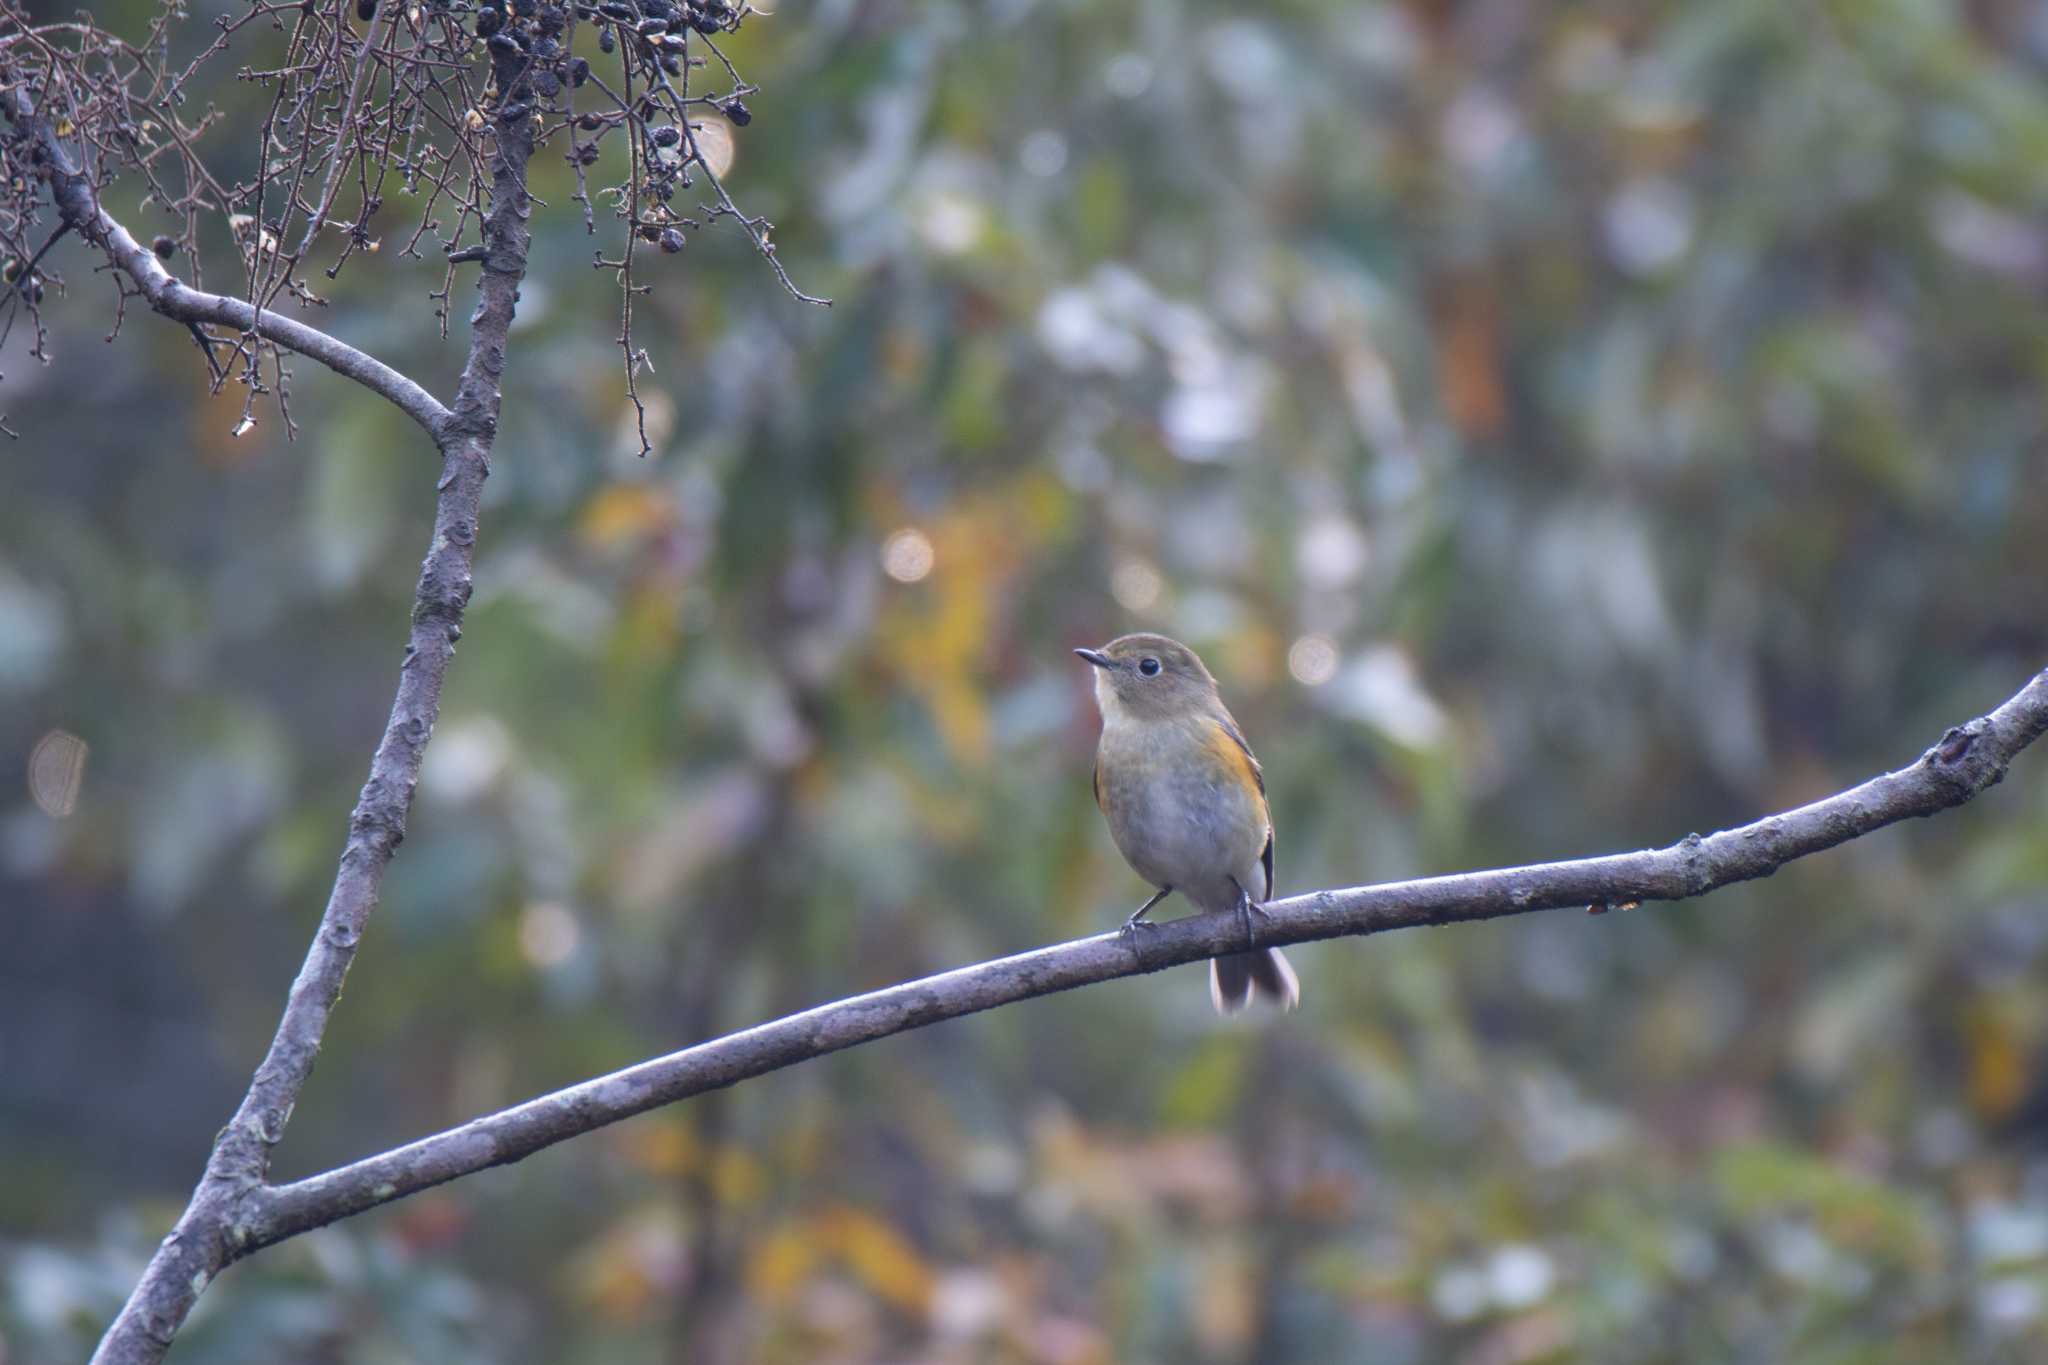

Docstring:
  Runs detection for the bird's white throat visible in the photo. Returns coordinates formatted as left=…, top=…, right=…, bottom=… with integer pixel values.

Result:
left=1091, top=668, right=1127, bottom=724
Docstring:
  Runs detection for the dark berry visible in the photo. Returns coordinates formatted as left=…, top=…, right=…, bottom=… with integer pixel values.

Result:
left=576, top=143, right=601, bottom=164
left=512, top=0, right=537, bottom=16
left=577, top=111, right=604, bottom=129
left=638, top=223, right=662, bottom=242
left=724, top=99, right=750, bottom=126
left=569, top=57, right=590, bottom=86
left=658, top=227, right=685, bottom=253
left=533, top=69, right=561, bottom=96
left=152, top=234, right=177, bottom=259
left=356, top=0, right=378, bottom=20
left=597, top=25, right=614, bottom=50
left=651, top=124, right=680, bottom=147
left=659, top=52, right=681, bottom=74
left=498, top=100, right=531, bottom=122
left=475, top=6, right=504, bottom=35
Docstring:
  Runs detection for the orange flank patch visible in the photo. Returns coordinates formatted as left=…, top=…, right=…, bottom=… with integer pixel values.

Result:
left=1202, top=720, right=1268, bottom=815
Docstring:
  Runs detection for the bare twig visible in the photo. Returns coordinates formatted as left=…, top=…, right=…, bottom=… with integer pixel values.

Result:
left=172, top=667, right=2048, bottom=1263
left=83, top=42, right=540, bottom=1365
left=0, top=82, right=452, bottom=440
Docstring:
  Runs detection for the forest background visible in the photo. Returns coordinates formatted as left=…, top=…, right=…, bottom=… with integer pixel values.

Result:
left=7, top=0, right=2048, bottom=1361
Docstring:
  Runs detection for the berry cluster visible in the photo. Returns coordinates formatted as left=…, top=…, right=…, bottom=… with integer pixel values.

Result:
left=463, top=0, right=758, bottom=260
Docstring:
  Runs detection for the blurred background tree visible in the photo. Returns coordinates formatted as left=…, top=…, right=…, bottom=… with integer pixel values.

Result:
left=7, top=0, right=2048, bottom=1361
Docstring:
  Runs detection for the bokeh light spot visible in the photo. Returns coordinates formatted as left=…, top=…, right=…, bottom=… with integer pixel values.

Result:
left=1109, top=558, right=1162, bottom=612
left=917, top=192, right=985, bottom=255
left=1488, top=1244, right=1555, bottom=1309
left=1103, top=53, right=1153, bottom=99
left=881, top=528, right=935, bottom=583
left=519, top=902, right=581, bottom=969
left=690, top=117, right=737, bottom=178
left=1604, top=179, right=1693, bottom=276
left=1020, top=130, right=1068, bottom=177
left=1287, top=635, right=1339, bottom=686
left=28, top=729, right=87, bottom=818
left=1297, top=517, right=1370, bottom=590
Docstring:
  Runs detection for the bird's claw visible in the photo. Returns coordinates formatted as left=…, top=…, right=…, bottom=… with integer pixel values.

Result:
left=1119, top=915, right=1161, bottom=954
left=1121, top=886, right=1171, bottom=936
left=1233, top=882, right=1271, bottom=951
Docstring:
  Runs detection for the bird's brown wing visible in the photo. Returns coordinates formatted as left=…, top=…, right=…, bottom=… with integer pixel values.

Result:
left=1091, top=755, right=1102, bottom=812
left=1214, top=712, right=1274, bottom=900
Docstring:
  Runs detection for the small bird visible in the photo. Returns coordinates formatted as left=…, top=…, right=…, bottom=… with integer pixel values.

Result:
left=1076, top=633, right=1300, bottom=1013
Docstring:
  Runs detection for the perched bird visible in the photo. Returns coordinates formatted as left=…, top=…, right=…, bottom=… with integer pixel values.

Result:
left=1076, top=633, right=1300, bottom=1013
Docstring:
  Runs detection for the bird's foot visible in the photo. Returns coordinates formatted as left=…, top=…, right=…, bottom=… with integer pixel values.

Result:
left=1120, top=887, right=1171, bottom=941
left=1232, top=881, right=1271, bottom=951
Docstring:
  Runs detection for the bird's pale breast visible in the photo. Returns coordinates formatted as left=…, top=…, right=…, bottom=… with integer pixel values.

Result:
left=1096, top=712, right=1270, bottom=915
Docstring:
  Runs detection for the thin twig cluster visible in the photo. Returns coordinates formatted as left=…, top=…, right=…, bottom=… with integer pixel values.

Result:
left=0, top=5, right=208, bottom=427
left=0, top=0, right=821, bottom=452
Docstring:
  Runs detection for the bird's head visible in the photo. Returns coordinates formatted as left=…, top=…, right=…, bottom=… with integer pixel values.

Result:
left=1074, top=633, right=1220, bottom=723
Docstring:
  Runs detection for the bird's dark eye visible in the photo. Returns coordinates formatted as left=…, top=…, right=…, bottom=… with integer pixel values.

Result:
left=1139, top=657, right=1161, bottom=676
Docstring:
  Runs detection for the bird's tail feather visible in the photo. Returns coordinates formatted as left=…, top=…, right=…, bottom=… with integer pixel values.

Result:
left=1208, top=947, right=1301, bottom=1014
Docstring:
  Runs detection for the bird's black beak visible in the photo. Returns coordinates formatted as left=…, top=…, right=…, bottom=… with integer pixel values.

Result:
left=1074, top=647, right=1112, bottom=670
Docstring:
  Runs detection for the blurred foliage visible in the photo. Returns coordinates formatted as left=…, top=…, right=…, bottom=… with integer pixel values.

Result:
left=7, top=0, right=2048, bottom=1361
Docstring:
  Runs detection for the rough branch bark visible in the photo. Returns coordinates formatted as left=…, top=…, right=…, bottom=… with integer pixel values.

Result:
left=216, top=665, right=2043, bottom=1248
left=0, top=83, right=451, bottom=440
left=80, top=52, right=538, bottom=1365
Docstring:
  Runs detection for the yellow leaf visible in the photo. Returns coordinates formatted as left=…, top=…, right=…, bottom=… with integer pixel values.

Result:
left=579, top=483, right=675, bottom=547
left=744, top=1207, right=936, bottom=1317
left=1966, top=1000, right=2029, bottom=1121
left=625, top=1118, right=701, bottom=1176
left=711, top=1144, right=767, bottom=1205
left=746, top=1223, right=816, bottom=1304
left=568, top=1208, right=686, bottom=1322
left=825, top=1207, right=935, bottom=1314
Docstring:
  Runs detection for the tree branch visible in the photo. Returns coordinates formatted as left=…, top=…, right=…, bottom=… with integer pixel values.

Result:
left=83, top=49, right=539, bottom=1365
left=0, top=81, right=452, bottom=441
left=225, top=665, right=2046, bottom=1250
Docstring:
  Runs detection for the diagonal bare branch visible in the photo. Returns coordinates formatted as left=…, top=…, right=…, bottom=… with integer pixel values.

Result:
left=234, top=666, right=2048, bottom=1250
left=82, top=44, right=542, bottom=1365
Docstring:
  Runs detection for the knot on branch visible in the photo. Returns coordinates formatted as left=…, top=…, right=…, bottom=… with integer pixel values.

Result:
left=348, top=779, right=409, bottom=845
left=1676, top=830, right=1712, bottom=896
left=1932, top=723, right=1979, bottom=766
left=412, top=566, right=474, bottom=626
left=206, top=1119, right=274, bottom=1184
left=439, top=411, right=499, bottom=459
left=1923, top=719, right=2003, bottom=801
left=141, top=1305, right=184, bottom=1347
